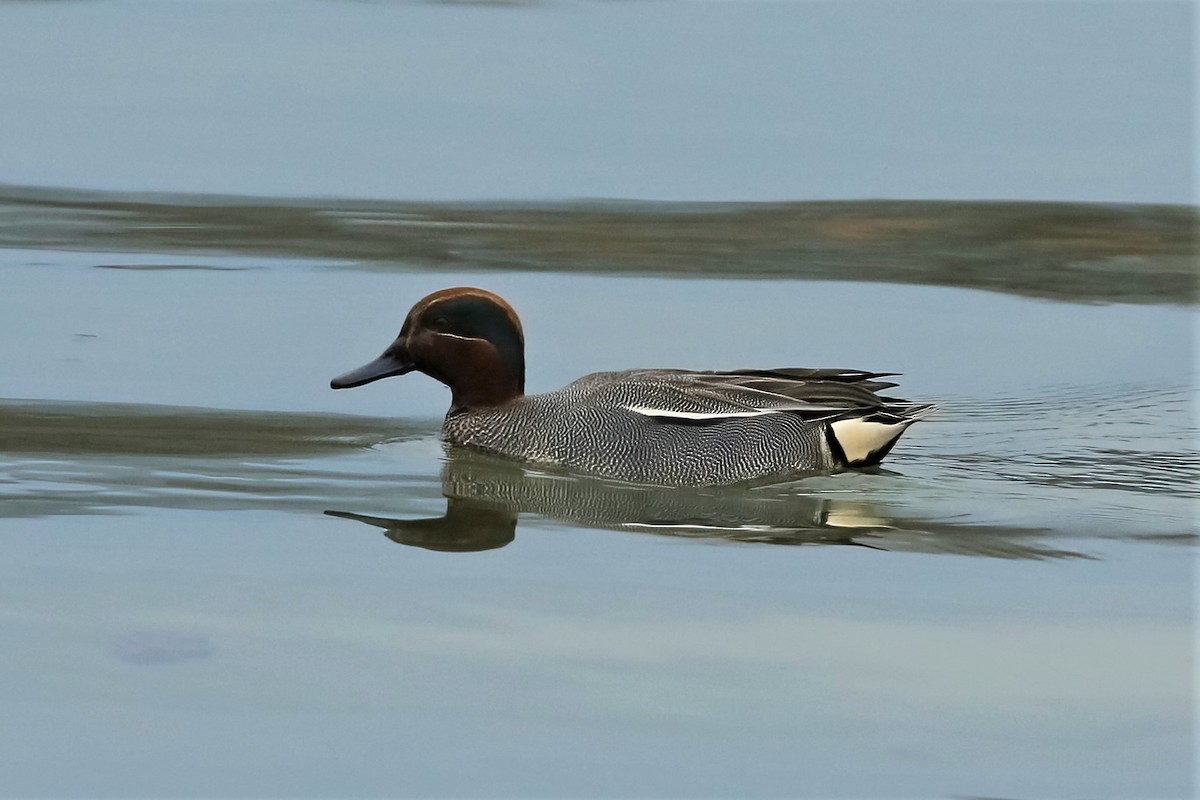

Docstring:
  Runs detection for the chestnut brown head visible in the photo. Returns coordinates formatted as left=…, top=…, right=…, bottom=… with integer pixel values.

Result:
left=331, top=287, right=525, bottom=410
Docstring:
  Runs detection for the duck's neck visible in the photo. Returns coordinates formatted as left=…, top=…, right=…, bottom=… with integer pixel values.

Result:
left=441, top=336, right=525, bottom=412
left=449, top=372, right=523, bottom=412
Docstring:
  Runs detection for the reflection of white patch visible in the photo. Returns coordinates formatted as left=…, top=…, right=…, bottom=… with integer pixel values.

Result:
left=622, top=523, right=777, bottom=532
left=824, top=507, right=890, bottom=529
left=830, top=418, right=907, bottom=464
left=623, top=523, right=740, bottom=531
left=625, top=406, right=775, bottom=420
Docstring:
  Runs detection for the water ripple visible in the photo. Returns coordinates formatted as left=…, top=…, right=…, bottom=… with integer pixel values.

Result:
left=920, top=382, right=1197, bottom=498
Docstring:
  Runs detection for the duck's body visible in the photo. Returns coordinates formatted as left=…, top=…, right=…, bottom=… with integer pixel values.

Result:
left=442, top=368, right=926, bottom=485
left=332, top=288, right=933, bottom=486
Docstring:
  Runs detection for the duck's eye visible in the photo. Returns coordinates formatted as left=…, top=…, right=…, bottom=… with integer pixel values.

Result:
left=429, top=315, right=450, bottom=331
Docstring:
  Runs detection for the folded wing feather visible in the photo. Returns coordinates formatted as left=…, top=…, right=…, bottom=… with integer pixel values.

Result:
left=620, top=369, right=910, bottom=423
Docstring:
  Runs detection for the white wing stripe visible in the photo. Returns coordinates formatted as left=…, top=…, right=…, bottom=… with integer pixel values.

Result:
left=624, top=405, right=779, bottom=420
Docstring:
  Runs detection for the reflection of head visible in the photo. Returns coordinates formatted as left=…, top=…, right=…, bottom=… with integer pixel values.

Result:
left=325, top=503, right=515, bottom=553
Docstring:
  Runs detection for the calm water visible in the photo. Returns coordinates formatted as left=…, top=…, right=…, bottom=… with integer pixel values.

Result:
left=1, top=1, right=1196, bottom=798
left=2, top=195, right=1195, bottom=798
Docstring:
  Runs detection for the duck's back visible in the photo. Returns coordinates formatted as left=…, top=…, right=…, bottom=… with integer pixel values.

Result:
left=442, top=368, right=927, bottom=485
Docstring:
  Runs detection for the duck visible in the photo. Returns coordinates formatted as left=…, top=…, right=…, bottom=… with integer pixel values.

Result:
left=331, top=287, right=934, bottom=486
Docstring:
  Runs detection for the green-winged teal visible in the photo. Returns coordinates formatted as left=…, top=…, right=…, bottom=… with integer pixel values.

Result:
left=331, top=287, right=934, bottom=486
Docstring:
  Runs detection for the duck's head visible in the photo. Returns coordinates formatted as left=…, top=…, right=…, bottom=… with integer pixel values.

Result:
left=331, top=287, right=525, bottom=410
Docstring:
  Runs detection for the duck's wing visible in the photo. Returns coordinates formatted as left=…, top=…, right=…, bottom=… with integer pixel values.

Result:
left=620, top=368, right=927, bottom=423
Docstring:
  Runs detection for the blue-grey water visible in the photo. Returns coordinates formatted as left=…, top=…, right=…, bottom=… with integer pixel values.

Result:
left=0, top=1, right=1195, bottom=798
left=0, top=0, right=1192, bottom=204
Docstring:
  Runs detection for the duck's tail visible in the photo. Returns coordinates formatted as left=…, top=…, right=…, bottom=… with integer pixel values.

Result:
left=827, top=403, right=936, bottom=468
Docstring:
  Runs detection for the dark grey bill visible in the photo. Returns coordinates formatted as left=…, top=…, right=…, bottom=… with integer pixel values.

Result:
left=330, top=352, right=415, bottom=389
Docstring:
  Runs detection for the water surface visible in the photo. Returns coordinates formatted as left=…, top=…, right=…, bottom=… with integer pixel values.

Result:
left=0, top=0, right=1195, bottom=796
left=0, top=0, right=1192, bottom=203
left=1, top=190, right=1195, bottom=798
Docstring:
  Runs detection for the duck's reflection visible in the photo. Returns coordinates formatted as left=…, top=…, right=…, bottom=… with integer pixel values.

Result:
left=325, top=450, right=1083, bottom=559
left=325, top=503, right=516, bottom=552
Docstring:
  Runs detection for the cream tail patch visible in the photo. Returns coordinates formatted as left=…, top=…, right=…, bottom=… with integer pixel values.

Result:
left=829, top=418, right=911, bottom=465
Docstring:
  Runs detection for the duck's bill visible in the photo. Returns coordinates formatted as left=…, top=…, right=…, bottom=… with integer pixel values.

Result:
left=330, top=352, right=415, bottom=389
